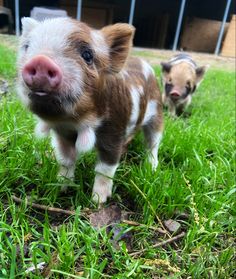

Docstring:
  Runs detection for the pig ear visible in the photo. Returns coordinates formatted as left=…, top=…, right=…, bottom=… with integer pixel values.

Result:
left=21, top=17, right=39, bottom=36
left=161, top=62, right=172, bottom=73
left=195, top=65, right=209, bottom=84
left=101, top=23, right=135, bottom=73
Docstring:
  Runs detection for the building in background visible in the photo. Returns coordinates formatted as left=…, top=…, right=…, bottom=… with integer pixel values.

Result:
left=0, top=0, right=235, bottom=56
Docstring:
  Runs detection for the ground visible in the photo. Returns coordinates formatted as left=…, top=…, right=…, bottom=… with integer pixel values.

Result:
left=0, top=35, right=235, bottom=278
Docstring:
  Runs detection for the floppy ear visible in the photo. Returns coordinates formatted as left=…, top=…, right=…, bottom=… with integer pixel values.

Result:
left=21, top=17, right=38, bottom=36
left=101, top=23, right=135, bottom=73
left=195, top=65, right=209, bottom=84
left=160, top=62, right=172, bottom=74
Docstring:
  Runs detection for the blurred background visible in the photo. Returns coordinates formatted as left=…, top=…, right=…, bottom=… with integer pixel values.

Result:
left=0, top=0, right=235, bottom=57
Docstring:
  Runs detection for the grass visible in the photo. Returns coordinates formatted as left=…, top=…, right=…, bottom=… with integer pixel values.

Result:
left=0, top=42, right=235, bottom=278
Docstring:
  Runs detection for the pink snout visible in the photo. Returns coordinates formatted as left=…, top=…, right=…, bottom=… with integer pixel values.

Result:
left=170, top=90, right=181, bottom=97
left=22, top=55, right=62, bottom=92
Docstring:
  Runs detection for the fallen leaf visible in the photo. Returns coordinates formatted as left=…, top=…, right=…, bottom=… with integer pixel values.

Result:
left=89, top=204, right=133, bottom=251
left=89, top=204, right=121, bottom=228
left=164, top=219, right=181, bottom=233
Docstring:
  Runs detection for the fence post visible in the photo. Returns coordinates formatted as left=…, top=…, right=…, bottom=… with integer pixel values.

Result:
left=172, top=0, right=186, bottom=51
left=15, top=0, right=20, bottom=36
left=77, top=0, right=82, bottom=21
left=129, top=0, right=136, bottom=25
left=215, top=0, right=232, bottom=55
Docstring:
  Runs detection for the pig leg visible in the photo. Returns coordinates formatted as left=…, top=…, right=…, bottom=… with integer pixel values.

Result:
left=163, top=94, right=176, bottom=117
left=92, top=129, right=123, bottom=203
left=162, top=93, right=167, bottom=105
left=143, top=119, right=162, bottom=170
left=51, top=133, right=77, bottom=192
left=92, top=161, right=119, bottom=204
left=34, top=119, right=50, bottom=139
left=168, top=102, right=177, bottom=117
left=176, top=104, right=185, bottom=116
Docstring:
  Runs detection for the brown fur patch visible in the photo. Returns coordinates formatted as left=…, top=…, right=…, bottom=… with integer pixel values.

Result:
left=101, top=24, right=135, bottom=73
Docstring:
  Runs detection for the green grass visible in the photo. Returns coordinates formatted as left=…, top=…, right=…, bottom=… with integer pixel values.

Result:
left=0, top=43, right=235, bottom=278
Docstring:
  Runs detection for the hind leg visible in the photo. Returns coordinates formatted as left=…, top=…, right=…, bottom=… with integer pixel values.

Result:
left=143, top=119, right=163, bottom=170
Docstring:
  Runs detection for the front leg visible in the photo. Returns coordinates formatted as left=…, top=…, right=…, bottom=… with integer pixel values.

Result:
left=92, top=126, right=123, bottom=203
left=168, top=102, right=177, bottom=118
left=34, top=118, right=50, bottom=139
left=51, top=132, right=77, bottom=191
left=92, top=162, right=119, bottom=203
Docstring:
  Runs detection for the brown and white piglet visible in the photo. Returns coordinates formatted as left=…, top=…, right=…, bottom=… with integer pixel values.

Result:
left=161, top=54, right=208, bottom=117
left=17, top=17, right=163, bottom=203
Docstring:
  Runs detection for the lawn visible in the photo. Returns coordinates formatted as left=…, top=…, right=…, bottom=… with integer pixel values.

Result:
left=0, top=41, right=235, bottom=278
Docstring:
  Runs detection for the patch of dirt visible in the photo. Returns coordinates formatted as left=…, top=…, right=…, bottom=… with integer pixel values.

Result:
left=132, top=47, right=235, bottom=71
left=0, top=34, right=18, bottom=51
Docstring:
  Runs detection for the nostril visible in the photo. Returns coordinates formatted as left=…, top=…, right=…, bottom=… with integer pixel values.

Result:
left=29, top=68, right=36, bottom=76
left=48, top=70, right=56, bottom=78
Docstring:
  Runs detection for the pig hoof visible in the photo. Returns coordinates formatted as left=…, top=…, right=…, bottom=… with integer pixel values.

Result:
left=92, top=186, right=112, bottom=204
left=148, top=157, right=158, bottom=171
left=60, top=184, right=68, bottom=193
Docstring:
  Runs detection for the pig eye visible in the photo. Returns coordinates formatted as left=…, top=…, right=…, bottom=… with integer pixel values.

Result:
left=23, top=43, right=29, bottom=51
left=186, top=81, right=191, bottom=89
left=81, top=48, right=93, bottom=65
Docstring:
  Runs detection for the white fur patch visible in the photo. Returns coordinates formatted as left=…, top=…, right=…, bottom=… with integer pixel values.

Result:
left=148, top=131, right=162, bottom=170
left=126, top=86, right=143, bottom=136
left=25, top=18, right=77, bottom=54
left=141, top=59, right=154, bottom=80
left=92, top=162, right=119, bottom=203
left=34, top=119, right=50, bottom=139
left=142, top=100, right=157, bottom=125
left=21, top=17, right=39, bottom=36
left=76, top=126, right=96, bottom=154
left=91, top=30, right=108, bottom=57
left=51, top=133, right=74, bottom=167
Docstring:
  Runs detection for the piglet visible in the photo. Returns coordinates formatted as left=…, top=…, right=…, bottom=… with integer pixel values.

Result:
left=17, top=17, right=163, bottom=203
left=161, top=54, right=208, bottom=117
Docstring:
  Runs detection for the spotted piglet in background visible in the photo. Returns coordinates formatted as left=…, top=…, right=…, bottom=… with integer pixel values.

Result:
left=161, top=54, right=208, bottom=117
left=17, top=17, right=163, bottom=203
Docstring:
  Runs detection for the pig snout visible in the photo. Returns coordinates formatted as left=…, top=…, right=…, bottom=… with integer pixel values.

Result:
left=170, top=90, right=181, bottom=98
left=22, top=55, right=62, bottom=92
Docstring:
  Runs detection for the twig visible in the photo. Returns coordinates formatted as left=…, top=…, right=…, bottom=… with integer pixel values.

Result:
left=122, top=220, right=167, bottom=234
left=12, top=195, right=76, bottom=216
left=129, top=231, right=186, bottom=257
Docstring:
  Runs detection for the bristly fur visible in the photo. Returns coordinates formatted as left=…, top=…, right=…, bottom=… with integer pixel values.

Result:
left=17, top=17, right=163, bottom=203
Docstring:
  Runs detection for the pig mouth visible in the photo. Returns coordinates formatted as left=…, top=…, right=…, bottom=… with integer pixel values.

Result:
left=170, top=92, right=180, bottom=97
left=34, top=91, right=48, bottom=97
left=28, top=90, right=65, bottom=119
left=28, top=90, right=58, bottom=100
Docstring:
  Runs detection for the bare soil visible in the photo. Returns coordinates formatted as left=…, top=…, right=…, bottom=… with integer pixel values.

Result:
left=132, top=47, right=235, bottom=71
